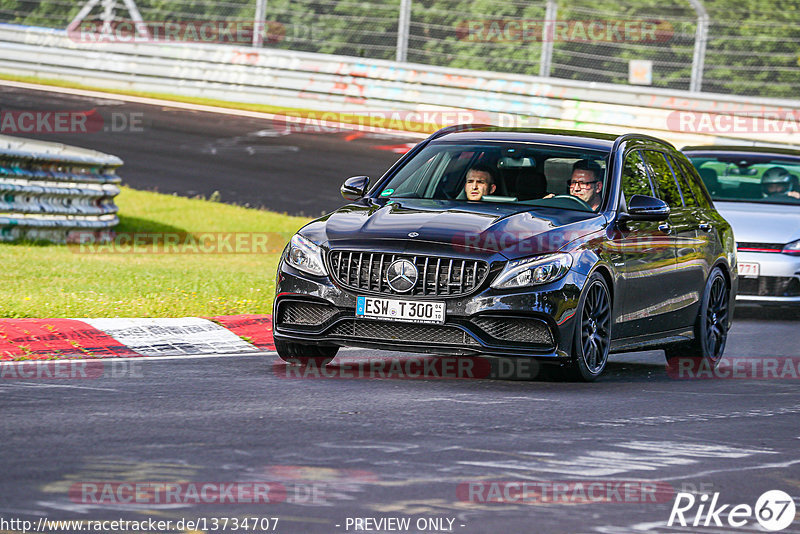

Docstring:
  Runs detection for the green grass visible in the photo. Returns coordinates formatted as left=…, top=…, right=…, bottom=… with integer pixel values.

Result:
left=0, top=187, right=310, bottom=318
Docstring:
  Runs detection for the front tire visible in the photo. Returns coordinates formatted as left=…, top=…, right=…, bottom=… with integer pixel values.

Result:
left=564, top=272, right=612, bottom=382
left=275, top=339, right=338, bottom=367
left=664, top=267, right=729, bottom=368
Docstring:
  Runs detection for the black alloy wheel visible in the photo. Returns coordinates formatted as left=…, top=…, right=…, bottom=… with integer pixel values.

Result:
left=567, top=272, right=612, bottom=382
left=703, top=273, right=730, bottom=360
left=665, top=267, right=729, bottom=367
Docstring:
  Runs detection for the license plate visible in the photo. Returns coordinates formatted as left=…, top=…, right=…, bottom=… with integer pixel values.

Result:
left=356, top=296, right=445, bottom=324
left=738, top=262, right=760, bottom=278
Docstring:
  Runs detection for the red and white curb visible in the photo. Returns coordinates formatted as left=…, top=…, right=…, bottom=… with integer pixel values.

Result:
left=0, top=315, right=274, bottom=360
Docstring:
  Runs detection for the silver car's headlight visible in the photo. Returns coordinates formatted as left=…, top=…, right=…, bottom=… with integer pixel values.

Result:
left=491, top=253, right=573, bottom=289
left=782, top=239, right=800, bottom=256
left=285, top=234, right=326, bottom=276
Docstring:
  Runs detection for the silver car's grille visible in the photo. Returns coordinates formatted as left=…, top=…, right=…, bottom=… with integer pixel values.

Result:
left=471, top=316, right=554, bottom=347
left=329, top=319, right=479, bottom=345
left=328, top=251, right=489, bottom=297
left=737, top=242, right=784, bottom=252
left=277, top=301, right=338, bottom=326
left=738, top=276, right=800, bottom=297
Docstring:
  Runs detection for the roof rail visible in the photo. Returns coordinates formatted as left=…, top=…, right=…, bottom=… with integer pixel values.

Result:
left=681, top=143, right=800, bottom=153
left=615, top=132, right=675, bottom=149
left=428, top=123, right=492, bottom=141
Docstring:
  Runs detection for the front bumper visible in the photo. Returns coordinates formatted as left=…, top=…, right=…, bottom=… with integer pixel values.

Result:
left=736, top=251, right=800, bottom=305
left=273, top=262, right=586, bottom=360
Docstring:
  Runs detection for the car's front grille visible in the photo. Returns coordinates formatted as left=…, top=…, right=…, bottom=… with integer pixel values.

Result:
left=329, top=319, right=479, bottom=345
left=738, top=276, right=800, bottom=297
left=737, top=242, right=784, bottom=252
left=277, top=301, right=339, bottom=326
left=328, top=251, right=489, bottom=297
left=471, top=316, right=554, bottom=346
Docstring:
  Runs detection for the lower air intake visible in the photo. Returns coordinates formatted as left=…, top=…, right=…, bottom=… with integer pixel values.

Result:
left=329, top=320, right=478, bottom=345
left=277, top=301, right=338, bottom=326
left=471, top=316, right=554, bottom=346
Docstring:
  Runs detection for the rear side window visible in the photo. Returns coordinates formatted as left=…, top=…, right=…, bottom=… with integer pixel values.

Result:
left=676, top=157, right=714, bottom=209
left=642, top=150, right=683, bottom=208
left=621, top=150, right=654, bottom=200
left=666, top=154, right=698, bottom=207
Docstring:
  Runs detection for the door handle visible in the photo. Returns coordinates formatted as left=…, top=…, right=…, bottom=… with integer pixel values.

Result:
left=658, top=223, right=672, bottom=234
left=699, top=222, right=713, bottom=232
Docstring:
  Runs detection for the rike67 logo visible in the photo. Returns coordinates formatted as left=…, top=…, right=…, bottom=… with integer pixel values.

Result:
left=668, top=490, right=796, bottom=531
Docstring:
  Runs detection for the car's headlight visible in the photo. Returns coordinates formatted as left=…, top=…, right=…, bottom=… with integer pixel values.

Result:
left=782, top=239, right=800, bottom=256
left=285, top=234, right=327, bottom=276
left=491, top=253, right=573, bottom=289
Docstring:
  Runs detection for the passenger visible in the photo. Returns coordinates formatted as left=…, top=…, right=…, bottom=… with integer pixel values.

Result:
left=545, top=160, right=604, bottom=210
left=761, top=167, right=800, bottom=199
left=464, top=164, right=497, bottom=201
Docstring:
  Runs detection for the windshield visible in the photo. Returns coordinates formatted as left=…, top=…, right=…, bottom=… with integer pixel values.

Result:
left=378, top=142, right=611, bottom=213
left=687, top=153, right=800, bottom=205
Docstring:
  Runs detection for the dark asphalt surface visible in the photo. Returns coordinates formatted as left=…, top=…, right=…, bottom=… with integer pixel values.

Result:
left=1, top=84, right=799, bottom=533
left=1, top=309, right=799, bottom=534
left=0, top=84, right=411, bottom=217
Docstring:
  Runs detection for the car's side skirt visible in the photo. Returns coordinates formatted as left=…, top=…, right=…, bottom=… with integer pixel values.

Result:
left=610, top=327, right=694, bottom=353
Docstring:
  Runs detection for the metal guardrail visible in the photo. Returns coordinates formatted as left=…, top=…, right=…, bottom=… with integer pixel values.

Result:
left=1, top=24, right=800, bottom=149
left=0, top=133, right=122, bottom=242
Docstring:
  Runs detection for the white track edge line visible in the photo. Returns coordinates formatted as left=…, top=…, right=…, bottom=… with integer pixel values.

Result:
left=0, top=346, right=364, bottom=365
left=0, top=351, right=276, bottom=365
left=0, top=79, right=429, bottom=139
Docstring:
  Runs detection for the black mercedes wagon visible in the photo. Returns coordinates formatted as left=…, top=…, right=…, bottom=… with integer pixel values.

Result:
left=273, top=126, right=737, bottom=380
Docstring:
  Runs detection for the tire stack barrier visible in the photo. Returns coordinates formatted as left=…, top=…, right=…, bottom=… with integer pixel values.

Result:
left=0, top=134, right=122, bottom=242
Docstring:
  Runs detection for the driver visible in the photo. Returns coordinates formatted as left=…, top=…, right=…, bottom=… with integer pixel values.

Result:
left=464, top=164, right=497, bottom=201
left=545, top=160, right=604, bottom=210
left=761, top=167, right=800, bottom=199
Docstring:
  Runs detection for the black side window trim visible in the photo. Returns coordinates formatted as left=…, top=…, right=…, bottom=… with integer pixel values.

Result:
left=675, top=154, right=715, bottom=209
left=641, top=149, right=685, bottom=209
left=620, top=149, right=656, bottom=205
left=666, top=152, right=699, bottom=207
left=662, top=152, right=687, bottom=207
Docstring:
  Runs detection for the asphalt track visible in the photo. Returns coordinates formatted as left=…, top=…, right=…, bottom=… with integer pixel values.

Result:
left=0, top=84, right=412, bottom=216
left=1, top=84, right=799, bottom=533
left=1, top=314, right=799, bottom=534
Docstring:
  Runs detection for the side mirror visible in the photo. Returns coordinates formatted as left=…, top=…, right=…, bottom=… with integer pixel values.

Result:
left=621, top=194, right=670, bottom=222
left=341, top=176, right=370, bottom=201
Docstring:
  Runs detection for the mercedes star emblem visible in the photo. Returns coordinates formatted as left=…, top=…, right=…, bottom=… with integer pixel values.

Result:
left=385, top=259, right=418, bottom=293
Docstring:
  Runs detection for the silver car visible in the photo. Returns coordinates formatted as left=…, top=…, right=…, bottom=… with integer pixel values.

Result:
left=683, top=146, right=800, bottom=306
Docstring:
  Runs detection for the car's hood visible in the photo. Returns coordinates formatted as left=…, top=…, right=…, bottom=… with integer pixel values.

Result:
left=715, top=201, right=800, bottom=244
left=302, top=199, right=605, bottom=260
